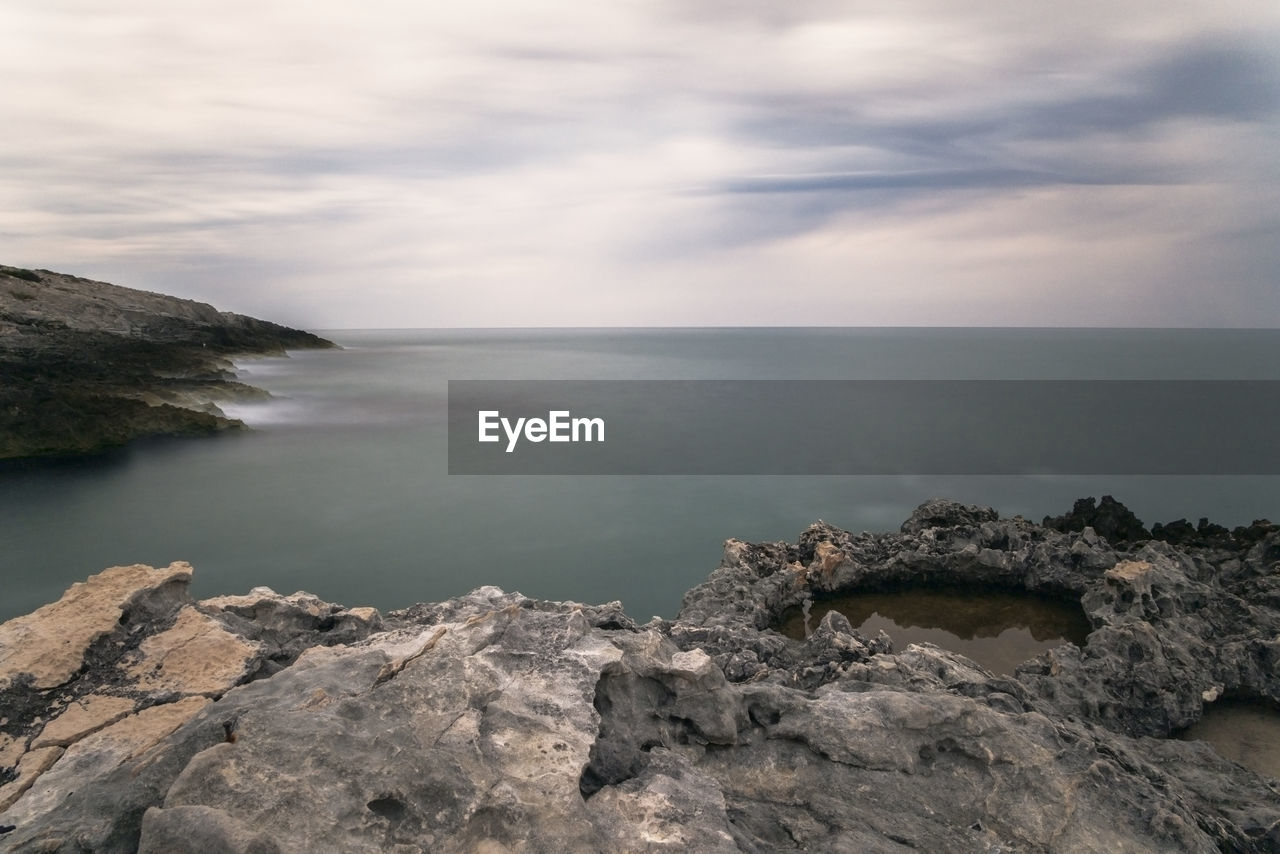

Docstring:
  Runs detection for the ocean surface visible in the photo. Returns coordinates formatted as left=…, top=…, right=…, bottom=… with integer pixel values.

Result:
left=3, top=327, right=1280, bottom=623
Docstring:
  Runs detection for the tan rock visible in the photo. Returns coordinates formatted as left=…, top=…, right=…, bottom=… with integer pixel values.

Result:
left=0, top=733, right=24, bottom=769
left=1106, top=560, right=1154, bottom=583
left=0, top=746, right=63, bottom=812
left=32, top=694, right=136, bottom=749
left=202, top=586, right=326, bottom=617
left=1, top=697, right=209, bottom=823
left=669, top=649, right=715, bottom=680
left=125, top=606, right=261, bottom=696
left=812, top=541, right=846, bottom=576
left=347, top=606, right=380, bottom=624
left=0, top=563, right=192, bottom=690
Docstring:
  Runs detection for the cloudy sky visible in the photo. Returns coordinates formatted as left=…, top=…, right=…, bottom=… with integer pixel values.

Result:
left=2, top=1, right=1277, bottom=328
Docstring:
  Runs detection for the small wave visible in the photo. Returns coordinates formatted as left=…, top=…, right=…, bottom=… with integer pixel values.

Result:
left=219, top=398, right=315, bottom=427
left=220, top=396, right=430, bottom=429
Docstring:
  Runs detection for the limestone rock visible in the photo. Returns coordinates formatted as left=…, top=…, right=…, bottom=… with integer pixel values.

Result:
left=123, top=606, right=261, bottom=696
left=0, top=563, right=191, bottom=691
left=30, top=694, right=136, bottom=749
left=138, top=805, right=283, bottom=854
left=0, top=746, right=62, bottom=813
left=2, top=500, right=1279, bottom=852
left=0, top=563, right=381, bottom=848
left=4, top=697, right=211, bottom=829
left=201, top=587, right=383, bottom=674
left=0, top=265, right=334, bottom=459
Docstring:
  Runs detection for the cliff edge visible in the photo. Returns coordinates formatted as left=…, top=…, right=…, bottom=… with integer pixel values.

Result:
left=0, top=265, right=334, bottom=459
left=1, top=499, right=1278, bottom=852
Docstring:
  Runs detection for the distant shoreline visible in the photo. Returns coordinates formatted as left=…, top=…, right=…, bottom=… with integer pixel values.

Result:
left=0, top=265, right=334, bottom=460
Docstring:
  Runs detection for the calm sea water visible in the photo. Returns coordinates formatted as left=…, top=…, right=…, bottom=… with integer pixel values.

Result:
left=3, top=328, right=1279, bottom=622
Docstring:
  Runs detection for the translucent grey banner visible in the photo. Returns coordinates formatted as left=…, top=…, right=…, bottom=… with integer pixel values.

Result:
left=447, top=380, right=1280, bottom=475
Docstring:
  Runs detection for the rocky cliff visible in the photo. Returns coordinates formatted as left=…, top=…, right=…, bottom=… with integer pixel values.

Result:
left=1, top=500, right=1278, bottom=853
left=0, top=265, right=333, bottom=459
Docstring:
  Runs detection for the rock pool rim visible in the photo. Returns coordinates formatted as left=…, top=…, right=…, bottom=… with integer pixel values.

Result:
left=775, top=582, right=1095, bottom=645
left=676, top=496, right=1280, bottom=742
left=1178, top=692, right=1280, bottom=730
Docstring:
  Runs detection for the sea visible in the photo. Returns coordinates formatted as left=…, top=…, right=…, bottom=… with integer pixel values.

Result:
left=3, top=327, right=1279, bottom=623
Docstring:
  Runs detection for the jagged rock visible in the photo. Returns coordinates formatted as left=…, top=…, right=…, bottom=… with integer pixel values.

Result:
left=584, top=747, right=740, bottom=852
left=123, top=606, right=262, bottom=696
left=901, top=497, right=1000, bottom=534
left=0, top=563, right=383, bottom=849
left=5, top=697, right=212, bottom=829
left=0, top=563, right=192, bottom=692
left=1043, top=495, right=1151, bottom=544
left=0, top=265, right=334, bottom=459
left=1151, top=516, right=1269, bottom=551
left=2, top=500, right=1279, bottom=853
left=203, top=587, right=383, bottom=676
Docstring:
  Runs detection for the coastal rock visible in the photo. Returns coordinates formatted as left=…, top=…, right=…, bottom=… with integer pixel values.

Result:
left=138, top=805, right=284, bottom=854
left=122, top=606, right=261, bottom=696
left=0, top=746, right=62, bottom=813
left=0, top=265, right=334, bottom=459
left=202, top=587, right=383, bottom=677
left=5, top=697, right=212, bottom=829
left=2, top=500, right=1279, bottom=853
left=1043, top=495, right=1151, bottom=544
left=30, top=695, right=136, bottom=749
left=0, top=563, right=192, bottom=691
left=0, top=564, right=383, bottom=845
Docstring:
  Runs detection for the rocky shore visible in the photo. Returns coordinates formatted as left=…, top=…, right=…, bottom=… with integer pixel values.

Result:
left=1, top=499, right=1278, bottom=853
left=0, top=265, right=333, bottom=459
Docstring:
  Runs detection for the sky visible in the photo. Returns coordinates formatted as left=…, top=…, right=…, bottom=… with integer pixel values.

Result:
left=1, top=1, right=1278, bottom=329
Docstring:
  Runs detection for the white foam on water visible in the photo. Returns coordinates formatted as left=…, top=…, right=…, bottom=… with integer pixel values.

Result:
left=220, top=397, right=315, bottom=427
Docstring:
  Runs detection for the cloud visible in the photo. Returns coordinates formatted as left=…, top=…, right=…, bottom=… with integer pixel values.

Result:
left=0, top=2, right=1277, bottom=326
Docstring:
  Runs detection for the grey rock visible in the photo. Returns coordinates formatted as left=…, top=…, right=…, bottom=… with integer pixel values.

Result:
left=0, top=265, right=333, bottom=459
left=2, top=499, right=1280, bottom=852
left=139, top=805, right=282, bottom=854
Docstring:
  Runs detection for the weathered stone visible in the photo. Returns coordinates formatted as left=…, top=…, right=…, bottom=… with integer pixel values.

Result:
left=0, top=746, right=62, bottom=812
left=1106, top=558, right=1155, bottom=583
left=138, top=805, right=283, bottom=854
left=200, top=587, right=382, bottom=673
left=0, top=265, right=334, bottom=459
left=1, top=500, right=1279, bottom=853
left=124, top=606, right=260, bottom=696
left=31, top=694, right=136, bottom=749
left=0, top=563, right=192, bottom=690
left=1043, top=494, right=1152, bottom=544
left=901, top=497, right=1000, bottom=534
left=0, top=734, right=22, bottom=769
left=584, top=749, right=740, bottom=853
left=2, top=697, right=210, bottom=829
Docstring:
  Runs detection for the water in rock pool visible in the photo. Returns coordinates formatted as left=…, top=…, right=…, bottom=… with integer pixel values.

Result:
left=1180, top=699, right=1280, bottom=780
left=777, top=588, right=1093, bottom=676
left=2, top=328, right=1280, bottom=622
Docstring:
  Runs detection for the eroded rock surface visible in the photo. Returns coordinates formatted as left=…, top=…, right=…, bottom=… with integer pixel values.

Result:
left=0, top=563, right=192, bottom=691
left=0, top=564, right=380, bottom=834
left=2, top=499, right=1278, bottom=852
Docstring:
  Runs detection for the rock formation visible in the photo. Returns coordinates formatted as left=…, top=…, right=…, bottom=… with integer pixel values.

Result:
left=1, top=499, right=1278, bottom=852
left=0, top=265, right=333, bottom=459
